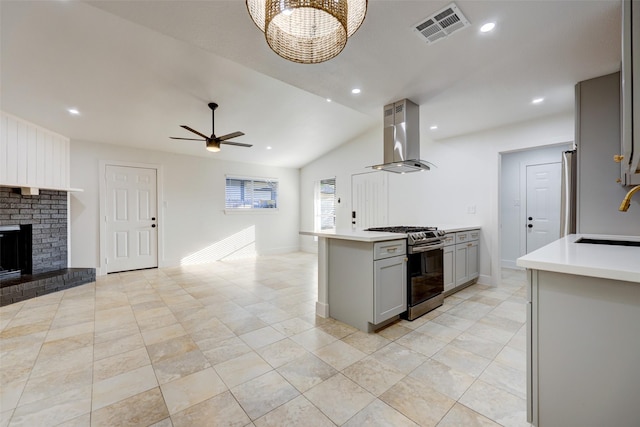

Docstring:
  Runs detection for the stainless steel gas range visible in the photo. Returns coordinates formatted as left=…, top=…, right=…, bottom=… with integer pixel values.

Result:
left=366, top=226, right=446, bottom=320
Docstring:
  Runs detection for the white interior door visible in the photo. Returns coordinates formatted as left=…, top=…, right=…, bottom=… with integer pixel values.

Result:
left=105, top=165, right=158, bottom=273
left=526, top=162, right=561, bottom=253
left=351, top=172, right=388, bottom=229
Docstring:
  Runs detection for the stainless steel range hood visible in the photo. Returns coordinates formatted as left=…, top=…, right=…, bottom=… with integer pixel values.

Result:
left=370, top=99, right=433, bottom=173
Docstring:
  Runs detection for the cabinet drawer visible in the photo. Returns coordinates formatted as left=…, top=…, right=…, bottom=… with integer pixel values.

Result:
left=455, top=231, right=470, bottom=244
left=468, top=229, right=480, bottom=241
left=442, top=233, right=456, bottom=246
left=373, top=239, right=406, bottom=260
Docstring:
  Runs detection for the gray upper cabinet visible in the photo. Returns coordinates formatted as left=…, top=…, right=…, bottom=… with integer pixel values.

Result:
left=620, top=0, right=639, bottom=184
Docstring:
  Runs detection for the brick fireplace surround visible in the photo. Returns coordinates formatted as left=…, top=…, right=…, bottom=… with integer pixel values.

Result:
left=0, top=187, right=95, bottom=306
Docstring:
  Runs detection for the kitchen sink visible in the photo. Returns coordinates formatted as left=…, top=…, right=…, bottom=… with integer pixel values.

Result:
left=575, top=237, right=640, bottom=247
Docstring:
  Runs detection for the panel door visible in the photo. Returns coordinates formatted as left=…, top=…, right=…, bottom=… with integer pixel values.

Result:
left=443, top=245, right=455, bottom=292
left=467, top=240, right=479, bottom=280
left=455, top=244, right=468, bottom=286
left=526, top=163, right=561, bottom=253
left=373, top=255, right=406, bottom=324
left=351, top=172, right=388, bottom=229
left=105, top=165, right=158, bottom=273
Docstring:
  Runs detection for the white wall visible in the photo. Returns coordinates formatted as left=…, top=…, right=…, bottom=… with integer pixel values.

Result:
left=300, top=113, right=574, bottom=285
left=69, top=140, right=299, bottom=271
left=500, top=144, right=572, bottom=269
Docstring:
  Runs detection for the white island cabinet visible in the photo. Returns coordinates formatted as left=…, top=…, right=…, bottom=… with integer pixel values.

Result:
left=300, top=229, right=408, bottom=332
left=517, top=234, right=640, bottom=427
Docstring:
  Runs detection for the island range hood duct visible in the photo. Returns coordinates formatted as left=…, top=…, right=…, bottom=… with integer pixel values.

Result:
left=370, top=99, right=434, bottom=173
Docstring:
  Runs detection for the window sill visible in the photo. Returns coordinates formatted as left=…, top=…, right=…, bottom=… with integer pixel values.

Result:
left=224, top=209, right=279, bottom=215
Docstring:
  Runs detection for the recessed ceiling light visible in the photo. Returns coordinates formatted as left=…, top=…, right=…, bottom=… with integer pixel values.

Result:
left=326, top=98, right=332, bottom=103
left=430, top=125, right=438, bottom=130
left=67, top=108, right=80, bottom=115
left=351, top=88, right=361, bottom=94
left=480, top=22, right=495, bottom=33
left=532, top=97, right=545, bottom=104
left=266, top=146, right=272, bottom=150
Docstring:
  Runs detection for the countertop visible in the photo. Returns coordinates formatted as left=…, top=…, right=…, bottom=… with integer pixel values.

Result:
left=299, top=225, right=480, bottom=243
left=516, top=234, right=640, bottom=283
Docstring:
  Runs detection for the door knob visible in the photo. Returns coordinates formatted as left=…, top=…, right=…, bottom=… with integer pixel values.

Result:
left=528, top=224, right=533, bottom=228
left=151, top=217, right=156, bottom=221
left=528, top=217, right=533, bottom=221
left=152, top=224, right=156, bottom=228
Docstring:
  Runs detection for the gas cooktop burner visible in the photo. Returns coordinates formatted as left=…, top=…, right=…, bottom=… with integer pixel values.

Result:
left=366, top=226, right=437, bottom=233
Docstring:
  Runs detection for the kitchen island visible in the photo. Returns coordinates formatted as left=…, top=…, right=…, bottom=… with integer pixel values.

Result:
left=301, top=225, right=480, bottom=332
left=517, top=234, right=640, bottom=427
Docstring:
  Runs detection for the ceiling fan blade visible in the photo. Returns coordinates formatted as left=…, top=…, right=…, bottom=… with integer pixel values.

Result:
left=216, top=131, right=245, bottom=142
left=180, top=125, right=210, bottom=140
left=170, top=137, right=205, bottom=141
left=220, top=141, right=253, bottom=148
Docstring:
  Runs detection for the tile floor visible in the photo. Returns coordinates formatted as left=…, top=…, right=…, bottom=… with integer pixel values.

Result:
left=0, top=253, right=531, bottom=427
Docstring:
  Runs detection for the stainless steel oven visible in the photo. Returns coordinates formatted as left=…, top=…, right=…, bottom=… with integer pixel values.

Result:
left=367, top=226, right=445, bottom=320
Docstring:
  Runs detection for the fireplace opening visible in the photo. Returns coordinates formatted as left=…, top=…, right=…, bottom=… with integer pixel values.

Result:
left=0, top=224, right=32, bottom=281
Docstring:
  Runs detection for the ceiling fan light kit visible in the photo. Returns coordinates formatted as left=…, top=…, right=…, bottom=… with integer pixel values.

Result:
left=170, top=102, right=252, bottom=152
left=246, top=0, right=367, bottom=64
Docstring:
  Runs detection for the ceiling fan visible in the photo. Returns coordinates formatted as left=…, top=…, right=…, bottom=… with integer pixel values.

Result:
left=171, top=102, right=252, bottom=152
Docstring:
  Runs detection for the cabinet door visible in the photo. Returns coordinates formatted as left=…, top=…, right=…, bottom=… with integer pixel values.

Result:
left=443, top=245, right=455, bottom=292
left=455, top=244, right=468, bottom=286
left=467, top=240, right=479, bottom=280
left=373, top=255, right=407, bottom=324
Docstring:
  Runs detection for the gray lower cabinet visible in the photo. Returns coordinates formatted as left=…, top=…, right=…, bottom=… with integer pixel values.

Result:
left=444, top=229, right=480, bottom=293
left=328, top=238, right=406, bottom=332
left=527, top=269, right=640, bottom=426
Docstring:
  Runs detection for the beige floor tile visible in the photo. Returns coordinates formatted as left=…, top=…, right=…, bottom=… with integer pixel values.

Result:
left=148, top=417, right=173, bottom=427
left=45, top=321, right=94, bottom=341
left=312, top=339, right=367, bottom=371
left=304, top=373, right=375, bottom=425
left=416, top=321, right=463, bottom=342
left=432, top=345, right=492, bottom=378
left=370, top=342, right=428, bottom=374
left=396, top=330, right=448, bottom=357
left=277, top=353, right=337, bottom=393
left=494, top=345, right=526, bottom=372
left=160, top=367, right=227, bottom=414
left=254, top=395, right=334, bottom=427
left=146, top=335, right=198, bottom=364
left=465, top=321, right=517, bottom=345
left=91, top=387, right=169, bottom=427
left=135, top=312, right=180, bottom=332
left=19, top=364, right=93, bottom=406
left=459, top=380, right=529, bottom=427
left=0, top=409, right=13, bottom=427
left=445, top=301, right=494, bottom=321
left=231, top=370, right=300, bottom=420
left=316, top=319, right=359, bottom=339
left=409, top=358, right=475, bottom=400
left=380, top=376, right=455, bottom=427
left=0, top=380, right=26, bottom=412
left=478, top=360, right=527, bottom=399
left=256, top=338, right=309, bottom=369
left=141, top=323, right=188, bottom=346
left=450, top=332, right=505, bottom=359
left=271, top=317, right=314, bottom=337
left=93, top=347, right=151, bottom=382
left=342, top=357, right=405, bottom=396
left=239, top=326, right=286, bottom=350
left=376, top=322, right=412, bottom=341
left=0, top=319, right=51, bottom=339
left=343, top=399, right=419, bottom=427
left=37, top=332, right=93, bottom=358
left=92, top=364, right=158, bottom=411
left=30, top=345, right=93, bottom=379
left=170, top=391, right=250, bottom=427
left=223, top=315, right=268, bottom=335
left=431, top=312, right=476, bottom=331
left=153, top=348, right=210, bottom=384
left=93, top=331, right=144, bottom=361
left=9, top=385, right=91, bottom=427
left=55, top=412, right=91, bottom=427
left=290, top=328, right=337, bottom=351
left=214, top=351, right=273, bottom=388
left=201, top=336, right=252, bottom=365
left=436, top=403, right=501, bottom=426
left=342, top=331, right=391, bottom=354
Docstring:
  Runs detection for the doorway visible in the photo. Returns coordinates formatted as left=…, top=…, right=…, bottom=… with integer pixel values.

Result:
left=351, top=172, right=388, bottom=229
left=499, top=143, right=571, bottom=269
left=101, top=163, right=160, bottom=274
left=525, top=162, right=561, bottom=253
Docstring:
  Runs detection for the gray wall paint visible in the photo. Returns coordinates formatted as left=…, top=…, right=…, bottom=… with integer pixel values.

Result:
left=576, top=72, right=640, bottom=234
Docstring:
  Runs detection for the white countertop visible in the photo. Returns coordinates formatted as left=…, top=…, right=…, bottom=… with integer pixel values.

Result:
left=517, top=234, right=640, bottom=283
left=299, top=225, right=481, bottom=243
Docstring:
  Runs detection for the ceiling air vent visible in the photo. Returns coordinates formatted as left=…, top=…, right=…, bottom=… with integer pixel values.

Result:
left=412, top=2, right=471, bottom=45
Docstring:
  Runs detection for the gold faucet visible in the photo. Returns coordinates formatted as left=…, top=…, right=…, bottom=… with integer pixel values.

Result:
left=619, top=185, right=640, bottom=212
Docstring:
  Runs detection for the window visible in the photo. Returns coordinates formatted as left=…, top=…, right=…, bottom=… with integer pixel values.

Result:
left=225, top=176, right=278, bottom=210
left=315, top=178, right=336, bottom=230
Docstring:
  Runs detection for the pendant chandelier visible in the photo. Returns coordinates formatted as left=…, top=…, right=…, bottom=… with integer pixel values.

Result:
left=246, top=0, right=368, bottom=64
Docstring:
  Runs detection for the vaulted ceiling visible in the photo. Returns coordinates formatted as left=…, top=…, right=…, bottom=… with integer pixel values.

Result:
left=1, top=1, right=622, bottom=168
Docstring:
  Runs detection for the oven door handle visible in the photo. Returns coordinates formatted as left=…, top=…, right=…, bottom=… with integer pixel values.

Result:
left=408, top=243, right=444, bottom=253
